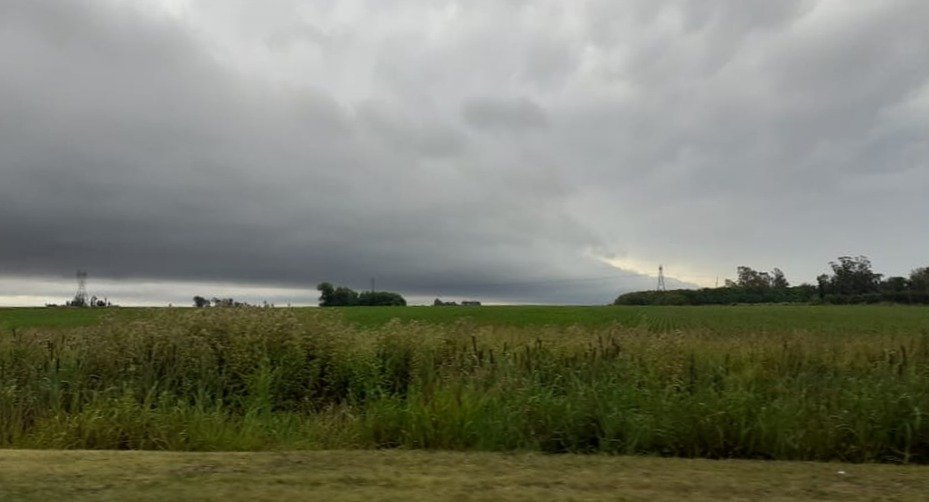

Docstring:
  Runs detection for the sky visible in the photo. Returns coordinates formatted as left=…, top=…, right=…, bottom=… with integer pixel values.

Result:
left=1, top=0, right=928, bottom=306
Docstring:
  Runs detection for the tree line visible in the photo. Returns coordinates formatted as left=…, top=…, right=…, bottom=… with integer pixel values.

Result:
left=615, top=256, right=929, bottom=306
left=191, top=284, right=407, bottom=308
left=316, top=282, right=406, bottom=307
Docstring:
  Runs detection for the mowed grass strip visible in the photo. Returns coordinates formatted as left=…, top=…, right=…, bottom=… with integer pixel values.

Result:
left=1, top=450, right=928, bottom=501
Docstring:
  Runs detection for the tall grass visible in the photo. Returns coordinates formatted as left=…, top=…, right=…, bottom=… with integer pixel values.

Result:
left=1, top=309, right=928, bottom=462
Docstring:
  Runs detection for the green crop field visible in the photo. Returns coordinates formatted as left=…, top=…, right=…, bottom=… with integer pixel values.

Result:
left=0, top=307, right=146, bottom=331
left=332, top=304, right=929, bottom=335
left=0, top=307, right=114, bottom=331
left=5, top=304, right=928, bottom=335
left=1, top=305, right=928, bottom=464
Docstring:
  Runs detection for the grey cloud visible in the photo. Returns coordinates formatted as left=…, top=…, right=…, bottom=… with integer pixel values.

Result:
left=517, top=36, right=582, bottom=90
left=356, top=102, right=467, bottom=159
left=0, top=0, right=624, bottom=304
left=462, top=97, right=548, bottom=130
left=2, top=0, right=929, bottom=305
left=265, top=23, right=332, bottom=51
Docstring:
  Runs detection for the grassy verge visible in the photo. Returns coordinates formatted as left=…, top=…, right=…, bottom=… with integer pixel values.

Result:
left=2, top=450, right=928, bottom=501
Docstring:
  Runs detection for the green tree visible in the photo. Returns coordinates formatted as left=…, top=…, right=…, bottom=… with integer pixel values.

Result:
left=772, top=268, right=789, bottom=289
left=882, top=276, right=909, bottom=292
left=827, top=256, right=882, bottom=295
left=358, top=291, right=407, bottom=306
left=317, top=282, right=359, bottom=307
left=910, top=267, right=929, bottom=292
left=317, top=283, right=406, bottom=306
left=735, top=266, right=772, bottom=292
left=317, top=282, right=334, bottom=305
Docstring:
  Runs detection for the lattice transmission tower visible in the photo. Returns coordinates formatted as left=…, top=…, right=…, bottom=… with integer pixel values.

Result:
left=657, top=265, right=667, bottom=292
left=74, top=270, right=88, bottom=307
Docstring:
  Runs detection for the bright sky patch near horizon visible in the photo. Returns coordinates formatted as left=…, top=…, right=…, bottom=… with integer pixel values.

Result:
left=1, top=0, right=927, bottom=306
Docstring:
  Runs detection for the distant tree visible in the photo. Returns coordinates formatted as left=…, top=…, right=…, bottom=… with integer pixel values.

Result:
left=652, top=292, right=688, bottom=305
left=317, top=282, right=359, bottom=307
left=209, top=297, right=239, bottom=308
left=816, top=274, right=830, bottom=299
left=772, top=268, right=789, bottom=289
left=193, top=296, right=210, bottom=308
left=827, top=256, right=882, bottom=295
left=882, top=276, right=909, bottom=293
left=910, top=267, right=929, bottom=292
left=317, top=282, right=405, bottom=307
left=735, top=266, right=773, bottom=292
left=358, top=290, right=406, bottom=306
left=610, top=257, right=929, bottom=305
left=317, top=283, right=335, bottom=305
left=720, top=266, right=792, bottom=302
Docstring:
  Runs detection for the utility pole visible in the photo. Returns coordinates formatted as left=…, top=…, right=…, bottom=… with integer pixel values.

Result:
left=371, top=277, right=376, bottom=292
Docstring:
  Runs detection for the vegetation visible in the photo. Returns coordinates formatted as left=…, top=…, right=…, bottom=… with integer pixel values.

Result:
left=616, top=256, right=929, bottom=305
left=434, top=298, right=481, bottom=306
left=613, top=285, right=817, bottom=306
left=816, top=257, right=929, bottom=304
left=0, top=307, right=123, bottom=331
left=3, top=450, right=929, bottom=501
left=192, top=297, right=265, bottom=308
left=328, top=304, right=929, bottom=333
left=317, top=282, right=406, bottom=306
left=1, top=307, right=928, bottom=463
left=5, top=303, right=928, bottom=333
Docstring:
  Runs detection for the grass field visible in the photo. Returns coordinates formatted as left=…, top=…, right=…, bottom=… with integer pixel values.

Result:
left=333, top=304, right=929, bottom=334
left=5, top=304, right=927, bottom=334
left=2, top=305, right=928, bottom=462
left=2, top=449, right=929, bottom=501
left=0, top=307, right=121, bottom=331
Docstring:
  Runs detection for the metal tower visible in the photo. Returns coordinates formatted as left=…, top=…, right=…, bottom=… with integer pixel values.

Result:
left=657, top=265, right=666, bottom=292
left=74, top=270, right=88, bottom=307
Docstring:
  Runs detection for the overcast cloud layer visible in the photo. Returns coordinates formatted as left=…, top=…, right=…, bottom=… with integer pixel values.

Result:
left=1, top=0, right=928, bottom=306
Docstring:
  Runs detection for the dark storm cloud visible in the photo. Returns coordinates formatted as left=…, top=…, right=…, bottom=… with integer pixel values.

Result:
left=2, top=0, right=928, bottom=305
left=0, top=0, right=619, bottom=303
